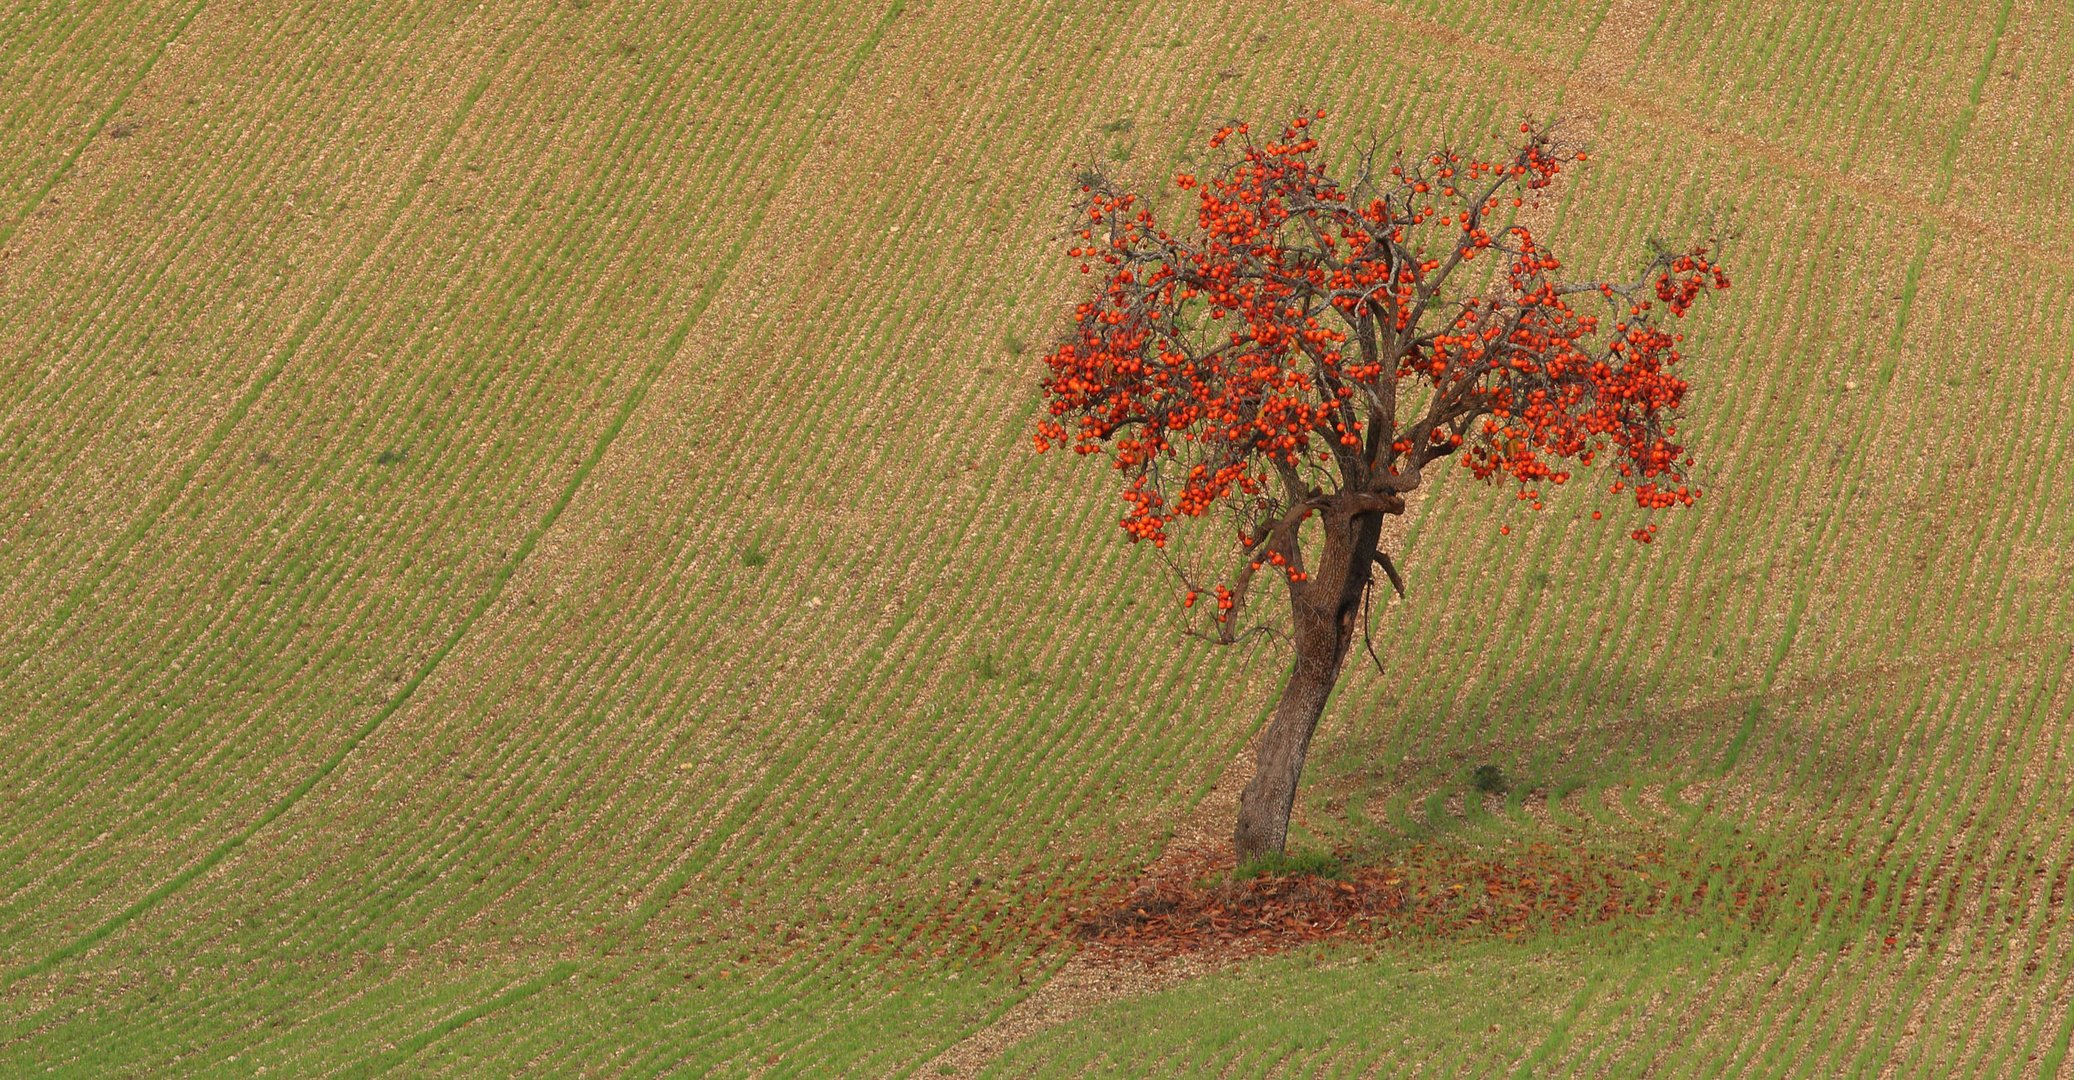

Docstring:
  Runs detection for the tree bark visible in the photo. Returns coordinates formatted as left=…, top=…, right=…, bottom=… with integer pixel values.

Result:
left=1231, top=508, right=1384, bottom=862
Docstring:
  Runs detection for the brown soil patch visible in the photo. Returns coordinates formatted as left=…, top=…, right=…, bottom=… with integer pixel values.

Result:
left=1073, top=841, right=1661, bottom=965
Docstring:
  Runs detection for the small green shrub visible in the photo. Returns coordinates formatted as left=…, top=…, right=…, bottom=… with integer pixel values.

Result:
left=1234, top=849, right=1343, bottom=881
left=740, top=545, right=768, bottom=568
left=1472, top=764, right=1508, bottom=794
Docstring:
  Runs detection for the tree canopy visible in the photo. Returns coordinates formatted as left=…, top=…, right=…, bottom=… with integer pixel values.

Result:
left=1034, top=113, right=1732, bottom=859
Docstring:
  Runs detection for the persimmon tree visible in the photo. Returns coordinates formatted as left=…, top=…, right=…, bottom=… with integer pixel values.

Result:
left=1034, top=113, right=1730, bottom=861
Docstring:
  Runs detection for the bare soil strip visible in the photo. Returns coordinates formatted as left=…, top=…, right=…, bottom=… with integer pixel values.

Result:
left=1576, top=0, right=1659, bottom=89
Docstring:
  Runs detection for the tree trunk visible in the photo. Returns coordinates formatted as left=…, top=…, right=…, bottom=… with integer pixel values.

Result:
left=1231, top=509, right=1383, bottom=862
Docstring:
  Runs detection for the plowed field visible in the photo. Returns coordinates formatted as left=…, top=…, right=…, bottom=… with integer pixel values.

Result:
left=3, top=0, right=2069, bottom=1074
